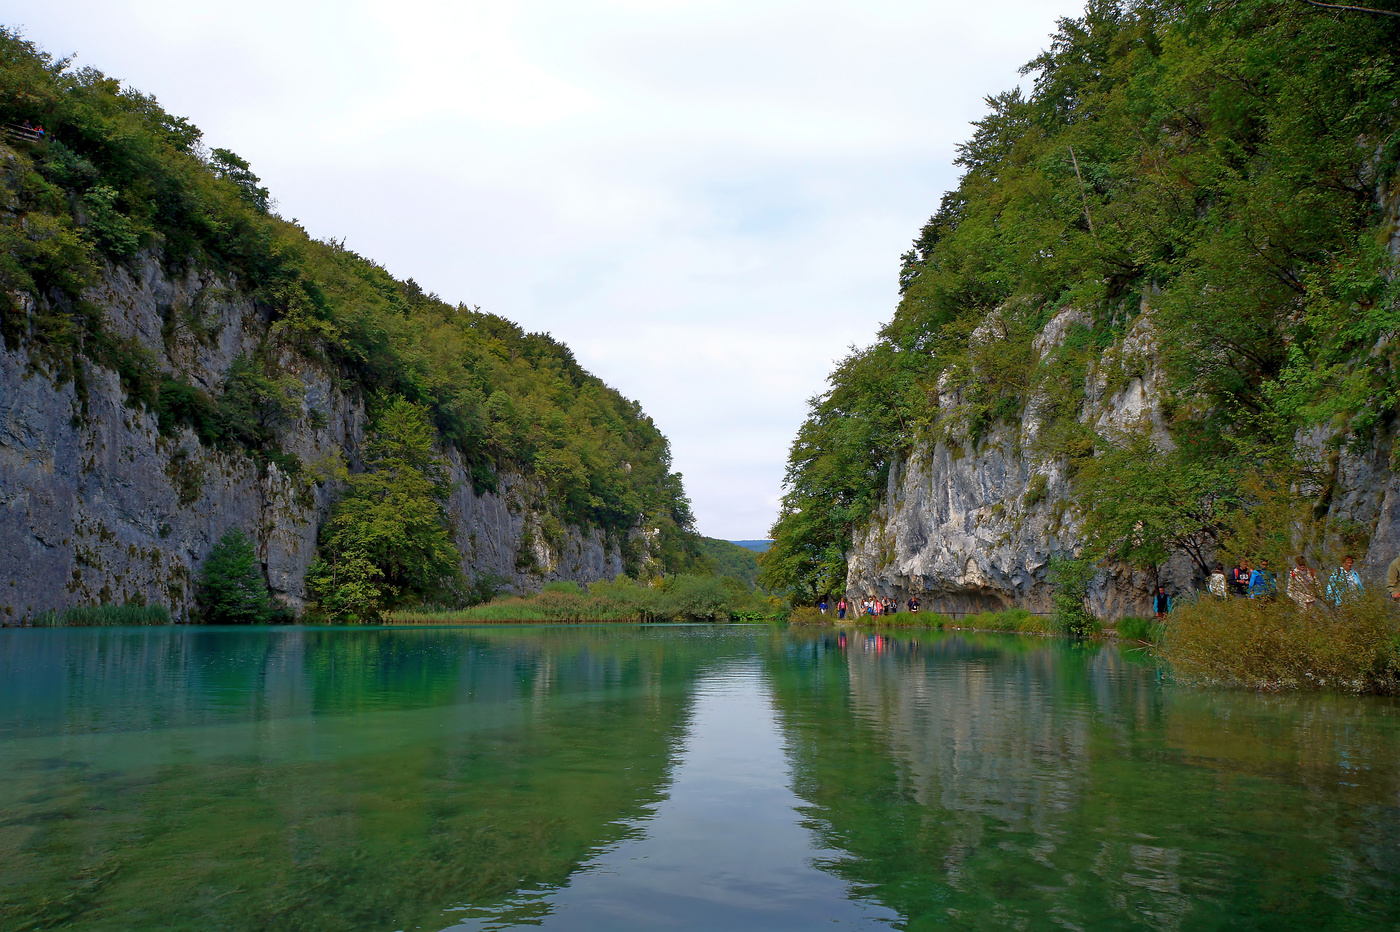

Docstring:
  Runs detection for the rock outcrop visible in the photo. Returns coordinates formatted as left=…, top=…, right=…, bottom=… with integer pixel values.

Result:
left=0, top=255, right=636, bottom=623
left=845, top=303, right=1400, bottom=619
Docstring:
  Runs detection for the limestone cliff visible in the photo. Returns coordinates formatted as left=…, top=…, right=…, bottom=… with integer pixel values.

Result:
left=846, top=301, right=1400, bottom=619
left=0, top=253, right=643, bottom=622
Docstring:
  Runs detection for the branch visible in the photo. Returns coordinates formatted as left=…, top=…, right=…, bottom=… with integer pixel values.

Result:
left=1297, top=0, right=1400, bottom=18
left=1067, top=146, right=1100, bottom=245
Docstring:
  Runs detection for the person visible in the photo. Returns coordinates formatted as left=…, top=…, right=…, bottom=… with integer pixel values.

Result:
left=1249, top=559, right=1277, bottom=599
left=1231, top=559, right=1251, bottom=597
left=837, top=597, right=847, bottom=620
left=1208, top=563, right=1227, bottom=599
left=818, top=598, right=828, bottom=616
left=908, top=595, right=920, bottom=613
left=1153, top=585, right=1171, bottom=620
left=1327, top=556, right=1362, bottom=605
left=1286, top=556, right=1317, bottom=607
left=33, top=124, right=44, bottom=140
left=1388, top=553, right=1400, bottom=601
left=886, top=597, right=897, bottom=616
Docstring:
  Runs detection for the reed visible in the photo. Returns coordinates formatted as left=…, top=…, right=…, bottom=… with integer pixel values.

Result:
left=1160, top=591, right=1400, bottom=693
left=29, top=603, right=172, bottom=626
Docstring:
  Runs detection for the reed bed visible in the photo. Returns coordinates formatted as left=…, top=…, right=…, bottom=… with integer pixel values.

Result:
left=28, top=603, right=172, bottom=626
left=1160, top=591, right=1400, bottom=693
left=388, top=576, right=780, bottom=625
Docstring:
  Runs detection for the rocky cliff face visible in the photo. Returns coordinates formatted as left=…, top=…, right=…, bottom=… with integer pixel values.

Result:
left=0, top=256, right=632, bottom=623
left=845, top=301, right=1400, bottom=619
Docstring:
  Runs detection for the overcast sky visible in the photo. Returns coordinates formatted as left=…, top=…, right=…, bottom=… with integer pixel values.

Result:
left=13, top=0, right=1082, bottom=540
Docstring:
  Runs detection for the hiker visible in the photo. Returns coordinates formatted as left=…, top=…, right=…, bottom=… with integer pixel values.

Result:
left=1286, top=556, right=1317, bottom=607
left=837, top=597, right=847, bottom=620
left=1153, top=586, right=1171, bottom=620
left=886, top=597, right=897, bottom=615
left=1208, top=563, right=1227, bottom=599
left=1327, top=556, right=1362, bottom=605
left=1387, top=553, right=1400, bottom=600
left=818, top=598, right=828, bottom=616
left=1249, top=559, right=1277, bottom=599
left=1231, top=559, right=1251, bottom=597
left=907, top=595, right=920, bottom=613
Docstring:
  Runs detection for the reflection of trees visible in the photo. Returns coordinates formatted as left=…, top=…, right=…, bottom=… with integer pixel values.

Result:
left=764, top=631, right=1400, bottom=930
left=0, top=627, right=749, bottom=931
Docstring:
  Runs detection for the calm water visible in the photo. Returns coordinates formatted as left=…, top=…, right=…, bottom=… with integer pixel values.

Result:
left=1, top=626, right=1397, bottom=931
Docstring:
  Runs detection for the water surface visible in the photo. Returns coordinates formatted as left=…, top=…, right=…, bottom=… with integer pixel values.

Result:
left=1, top=625, right=1396, bottom=930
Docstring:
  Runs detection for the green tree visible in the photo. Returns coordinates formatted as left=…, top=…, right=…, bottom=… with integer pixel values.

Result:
left=197, top=527, right=276, bottom=623
left=308, top=397, right=461, bottom=619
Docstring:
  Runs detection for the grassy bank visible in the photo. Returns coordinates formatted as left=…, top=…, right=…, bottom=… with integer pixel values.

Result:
left=789, top=607, right=1058, bottom=635
left=27, top=604, right=172, bottom=627
left=388, top=575, right=783, bottom=625
left=1160, top=593, right=1400, bottom=694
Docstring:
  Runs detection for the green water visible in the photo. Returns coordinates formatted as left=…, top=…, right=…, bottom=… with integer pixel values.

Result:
left=0, top=626, right=1396, bottom=930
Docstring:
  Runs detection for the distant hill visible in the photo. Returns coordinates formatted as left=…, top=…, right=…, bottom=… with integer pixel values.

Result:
left=698, top=538, right=762, bottom=588
left=729, top=540, right=772, bottom=554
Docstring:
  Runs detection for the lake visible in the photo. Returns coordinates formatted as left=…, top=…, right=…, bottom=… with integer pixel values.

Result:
left=1, top=625, right=1396, bottom=930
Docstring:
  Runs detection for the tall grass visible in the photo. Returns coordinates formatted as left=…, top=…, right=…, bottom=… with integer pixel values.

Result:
left=29, top=603, right=172, bottom=627
left=1161, top=592, right=1400, bottom=693
left=1116, top=616, right=1162, bottom=643
left=801, top=606, right=1055, bottom=635
left=389, top=574, right=782, bottom=625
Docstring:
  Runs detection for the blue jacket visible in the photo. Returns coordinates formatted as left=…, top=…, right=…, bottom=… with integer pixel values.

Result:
left=1326, top=568, right=1362, bottom=604
left=1248, top=569, right=1276, bottom=598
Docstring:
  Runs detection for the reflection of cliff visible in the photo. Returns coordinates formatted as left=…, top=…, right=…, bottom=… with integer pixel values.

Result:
left=764, top=632, right=1400, bottom=930
left=844, top=633, right=1092, bottom=828
left=0, top=628, right=744, bottom=931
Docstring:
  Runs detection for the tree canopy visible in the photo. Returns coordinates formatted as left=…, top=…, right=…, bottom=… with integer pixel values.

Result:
left=765, top=0, right=1400, bottom=597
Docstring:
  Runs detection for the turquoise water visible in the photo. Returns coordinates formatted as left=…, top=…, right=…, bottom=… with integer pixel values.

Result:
left=1, top=625, right=1397, bottom=930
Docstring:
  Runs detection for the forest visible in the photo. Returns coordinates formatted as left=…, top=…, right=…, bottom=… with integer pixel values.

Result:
left=763, top=0, right=1400, bottom=600
left=0, top=28, right=704, bottom=615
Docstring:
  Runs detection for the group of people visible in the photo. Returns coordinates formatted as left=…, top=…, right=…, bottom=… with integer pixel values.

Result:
left=17, top=120, right=46, bottom=140
left=820, top=595, right=921, bottom=621
left=1203, top=555, right=1366, bottom=607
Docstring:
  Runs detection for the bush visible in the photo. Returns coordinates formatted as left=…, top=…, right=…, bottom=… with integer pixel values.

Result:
left=30, top=603, right=171, bottom=626
left=961, top=608, right=1055, bottom=634
left=1116, top=616, right=1161, bottom=643
left=198, top=527, right=278, bottom=623
left=1161, top=591, right=1400, bottom=693
left=1048, top=556, right=1097, bottom=636
left=386, top=573, right=777, bottom=624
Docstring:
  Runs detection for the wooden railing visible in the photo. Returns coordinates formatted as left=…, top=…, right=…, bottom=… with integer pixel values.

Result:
left=2, top=123, right=46, bottom=143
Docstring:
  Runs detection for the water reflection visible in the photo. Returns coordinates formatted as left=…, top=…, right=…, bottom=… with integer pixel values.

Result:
left=767, top=629, right=1400, bottom=930
left=447, top=663, right=897, bottom=931
left=1, top=626, right=1397, bottom=931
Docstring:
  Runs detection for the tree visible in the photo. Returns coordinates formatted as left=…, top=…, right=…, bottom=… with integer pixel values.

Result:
left=1074, top=431, right=1239, bottom=576
left=307, top=397, right=461, bottom=619
left=198, top=527, right=276, bottom=623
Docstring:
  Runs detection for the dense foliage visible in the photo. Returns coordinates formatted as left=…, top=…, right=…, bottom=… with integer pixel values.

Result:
left=696, top=537, right=762, bottom=588
left=765, top=0, right=1400, bottom=597
left=1162, top=589, right=1400, bottom=693
left=0, top=28, right=700, bottom=590
left=197, top=527, right=281, bottom=623
left=389, top=573, right=778, bottom=623
left=307, top=399, right=461, bottom=620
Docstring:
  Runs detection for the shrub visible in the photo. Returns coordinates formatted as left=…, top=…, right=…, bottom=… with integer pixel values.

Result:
left=198, top=527, right=278, bottom=623
left=1116, top=616, right=1161, bottom=643
left=1160, top=591, right=1400, bottom=693
left=1048, top=556, right=1097, bottom=636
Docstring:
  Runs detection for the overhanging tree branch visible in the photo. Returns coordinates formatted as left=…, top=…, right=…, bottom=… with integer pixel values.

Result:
left=1297, top=0, right=1400, bottom=19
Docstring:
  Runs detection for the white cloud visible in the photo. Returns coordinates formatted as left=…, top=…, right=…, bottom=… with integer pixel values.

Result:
left=13, top=0, right=1084, bottom=538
